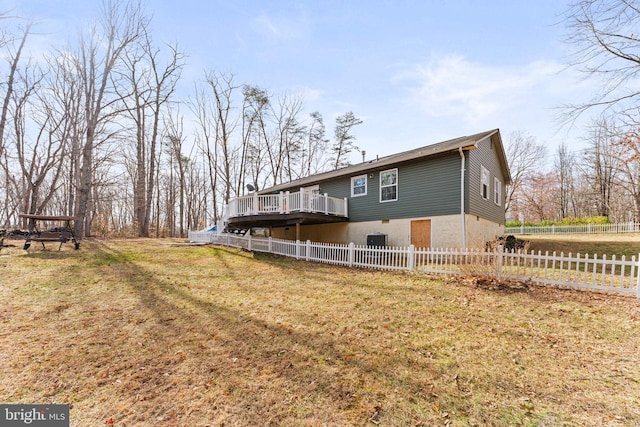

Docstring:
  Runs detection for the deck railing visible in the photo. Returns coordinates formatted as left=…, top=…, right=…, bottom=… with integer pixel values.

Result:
left=187, top=232, right=640, bottom=298
left=226, top=189, right=348, bottom=219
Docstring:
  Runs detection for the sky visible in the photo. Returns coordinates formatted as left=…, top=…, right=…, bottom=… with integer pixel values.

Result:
left=3, top=0, right=593, bottom=166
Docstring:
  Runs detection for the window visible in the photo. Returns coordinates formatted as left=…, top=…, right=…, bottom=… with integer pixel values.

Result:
left=480, top=166, right=490, bottom=200
left=351, top=175, right=367, bottom=197
left=380, top=168, right=398, bottom=202
left=494, top=177, right=501, bottom=205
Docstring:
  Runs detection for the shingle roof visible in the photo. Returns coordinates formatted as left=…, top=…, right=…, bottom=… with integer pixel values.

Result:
left=260, top=129, right=510, bottom=193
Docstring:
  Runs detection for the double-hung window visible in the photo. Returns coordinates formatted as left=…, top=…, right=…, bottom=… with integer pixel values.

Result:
left=494, top=177, right=501, bottom=205
left=480, top=166, right=490, bottom=200
left=380, top=168, right=398, bottom=202
left=351, top=175, right=367, bottom=197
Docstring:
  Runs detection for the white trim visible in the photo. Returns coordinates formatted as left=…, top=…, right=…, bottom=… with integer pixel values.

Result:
left=350, top=174, right=367, bottom=197
left=380, top=168, right=398, bottom=203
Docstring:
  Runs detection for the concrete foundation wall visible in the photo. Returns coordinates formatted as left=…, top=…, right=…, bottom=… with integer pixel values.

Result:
left=465, top=215, right=504, bottom=248
left=267, top=214, right=503, bottom=249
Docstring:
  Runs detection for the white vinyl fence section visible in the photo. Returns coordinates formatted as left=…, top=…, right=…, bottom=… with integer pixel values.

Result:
left=187, top=231, right=640, bottom=298
left=505, top=222, right=640, bottom=235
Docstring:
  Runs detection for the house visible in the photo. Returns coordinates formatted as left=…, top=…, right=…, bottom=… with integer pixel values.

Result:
left=223, top=129, right=511, bottom=249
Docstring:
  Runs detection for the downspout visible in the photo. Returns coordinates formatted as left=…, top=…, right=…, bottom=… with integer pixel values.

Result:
left=459, top=147, right=466, bottom=249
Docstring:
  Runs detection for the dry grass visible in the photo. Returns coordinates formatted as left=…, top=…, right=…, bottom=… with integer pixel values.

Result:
left=1, top=239, right=640, bottom=426
left=521, top=233, right=640, bottom=259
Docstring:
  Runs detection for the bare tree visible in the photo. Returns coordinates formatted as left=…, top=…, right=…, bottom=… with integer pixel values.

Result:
left=555, top=142, right=577, bottom=218
left=73, top=0, right=148, bottom=238
left=205, top=71, right=238, bottom=204
left=118, top=32, right=184, bottom=236
left=564, top=0, right=640, bottom=120
left=581, top=117, right=621, bottom=218
left=44, top=50, right=86, bottom=220
left=242, top=85, right=271, bottom=191
left=268, top=92, right=306, bottom=183
left=520, top=171, right=558, bottom=222
left=164, top=111, right=188, bottom=237
left=504, top=131, right=547, bottom=216
left=613, top=127, right=640, bottom=220
left=0, top=21, right=31, bottom=161
left=332, top=111, right=362, bottom=169
left=189, top=82, right=219, bottom=222
left=301, top=111, right=330, bottom=176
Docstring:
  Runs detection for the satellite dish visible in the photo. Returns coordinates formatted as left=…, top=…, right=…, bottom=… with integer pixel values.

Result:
left=246, top=184, right=255, bottom=192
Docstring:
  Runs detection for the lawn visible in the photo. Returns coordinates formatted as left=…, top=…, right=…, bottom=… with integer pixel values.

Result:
left=516, top=233, right=640, bottom=259
left=1, top=239, right=639, bottom=426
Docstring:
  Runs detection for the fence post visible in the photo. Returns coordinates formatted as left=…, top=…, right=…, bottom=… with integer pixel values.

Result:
left=496, top=245, right=504, bottom=279
left=637, top=253, right=640, bottom=298
left=408, top=244, right=415, bottom=271
left=296, top=240, right=300, bottom=260
left=268, top=237, right=272, bottom=252
left=348, top=242, right=354, bottom=267
left=306, top=240, right=311, bottom=261
left=248, top=234, right=252, bottom=251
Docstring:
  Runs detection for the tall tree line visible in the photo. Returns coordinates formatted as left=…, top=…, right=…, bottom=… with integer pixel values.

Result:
left=507, top=0, right=640, bottom=224
left=506, top=118, right=640, bottom=223
left=0, top=2, right=362, bottom=237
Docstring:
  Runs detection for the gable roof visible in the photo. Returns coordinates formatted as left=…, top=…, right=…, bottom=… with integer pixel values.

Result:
left=260, top=129, right=511, bottom=194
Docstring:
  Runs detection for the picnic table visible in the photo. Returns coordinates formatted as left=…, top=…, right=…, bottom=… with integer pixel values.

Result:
left=18, top=214, right=80, bottom=251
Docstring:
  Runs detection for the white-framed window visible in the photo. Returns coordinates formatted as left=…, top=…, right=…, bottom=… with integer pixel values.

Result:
left=494, top=177, right=501, bottom=205
left=351, top=174, right=367, bottom=197
left=480, top=166, right=490, bottom=200
left=380, top=168, right=398, bottom=202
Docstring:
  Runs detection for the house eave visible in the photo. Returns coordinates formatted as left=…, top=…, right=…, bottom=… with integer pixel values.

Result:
left=259, top=129, right=502, bottom=194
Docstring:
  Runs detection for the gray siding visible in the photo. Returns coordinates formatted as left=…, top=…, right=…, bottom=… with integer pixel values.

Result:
left=279, top=153, right=463, bottom=223
left=271, top=136, right=508, bottom=225
left=466, top=136, right=506, bottom=224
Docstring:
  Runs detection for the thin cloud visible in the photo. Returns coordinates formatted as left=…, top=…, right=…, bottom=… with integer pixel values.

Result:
left=393, top=54, right=566, bottom=126
left=252, top=12, right=309, bottom=42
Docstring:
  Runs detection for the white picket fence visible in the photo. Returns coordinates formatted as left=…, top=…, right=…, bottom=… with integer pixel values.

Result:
left=188, top=231, right=640, bottom=298
left=504, top=222, right=640, bottom=235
